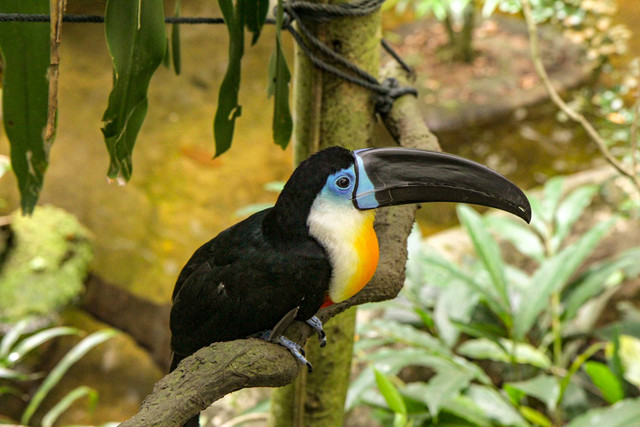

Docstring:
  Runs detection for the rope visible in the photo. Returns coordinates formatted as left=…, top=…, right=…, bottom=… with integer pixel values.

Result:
left=0, top=0, right=416, bottom=114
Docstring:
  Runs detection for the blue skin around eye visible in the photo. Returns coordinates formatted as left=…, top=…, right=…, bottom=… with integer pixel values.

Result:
left=323, top=167, right=356, bottom=203
left=353, top=153, right=378, bottom=209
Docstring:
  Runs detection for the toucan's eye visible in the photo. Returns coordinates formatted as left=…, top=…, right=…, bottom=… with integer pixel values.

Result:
left=336, top=176, right=351, bottom=189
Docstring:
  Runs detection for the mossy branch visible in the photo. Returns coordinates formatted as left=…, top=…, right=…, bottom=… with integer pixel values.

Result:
left=120, top=66, right=436, bottom=427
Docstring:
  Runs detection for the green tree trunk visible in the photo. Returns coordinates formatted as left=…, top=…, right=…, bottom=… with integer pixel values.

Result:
left=268, top=1, right=381, bottom=425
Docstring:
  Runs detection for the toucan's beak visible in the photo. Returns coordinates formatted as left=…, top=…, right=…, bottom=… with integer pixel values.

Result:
left=352, top=147, right=531, bottom=223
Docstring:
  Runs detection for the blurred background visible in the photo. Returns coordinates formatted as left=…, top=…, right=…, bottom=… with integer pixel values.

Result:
left=0, top=0, right=639, bottom=425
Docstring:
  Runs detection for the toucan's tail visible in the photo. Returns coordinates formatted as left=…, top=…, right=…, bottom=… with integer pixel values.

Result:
left=170, top=353, right=201, bottom=427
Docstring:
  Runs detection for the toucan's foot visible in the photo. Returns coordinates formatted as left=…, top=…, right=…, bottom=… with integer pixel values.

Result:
left=306, top=316, right=326, bottom=347
left=256, top=330, right=313, bottom=372
left=274, top=335, right=313, bottom=372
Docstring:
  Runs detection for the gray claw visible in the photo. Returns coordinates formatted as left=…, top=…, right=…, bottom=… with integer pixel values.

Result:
left=275, top=336, right=313, bottom=372
left=306, top=316, right=327, bottom=347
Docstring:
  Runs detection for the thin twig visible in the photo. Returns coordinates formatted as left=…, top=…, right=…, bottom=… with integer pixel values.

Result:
left=631, top=85, right=640, bottom=175
left=45, top=0, right=66, bottom=148
left=521, top=0, right=640, bottom=190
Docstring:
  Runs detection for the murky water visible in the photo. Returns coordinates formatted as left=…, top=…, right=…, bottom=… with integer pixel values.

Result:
left=0, top=0, right=638, bottom=424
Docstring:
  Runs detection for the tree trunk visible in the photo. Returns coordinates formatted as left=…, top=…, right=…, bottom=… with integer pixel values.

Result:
left=268, top=1, right=381, bottom=425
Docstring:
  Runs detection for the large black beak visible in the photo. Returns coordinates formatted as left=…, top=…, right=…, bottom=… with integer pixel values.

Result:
left=352, top=147, right=531, bottom=223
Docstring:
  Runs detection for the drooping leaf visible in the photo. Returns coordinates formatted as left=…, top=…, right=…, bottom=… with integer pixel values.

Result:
left=566, top=398, right=640, bottom=427
left=441, top=395, right=492, bottom=427
left=583, top=361, right=624, bottom=404
left=434, top=280, right=478, bottom=347
left=102, top=0, right=167, bottom=181
left=9, top=327, right=81, bottom=365
left=268, top=0, right=293, bottom=149
left=0, top=318, right=31, bottom=360
left=513, top=218, right=616, bottom=340
left=519, top=406, right=552, bottom=427
left=243, top=0, right=269, bottom=45
left=370, top=319, right=451, bottom=356
left=171, top=0, right=182, bottom=75
left=214, top=0, right=245, bottom=157
left=505, top=374, right=560, bottom=411
left=457, top=338, right=551, bottom=369
left=21, top=329, right=118, bottom=425
left=457, top=205, right=509, bottom=314
left=0, top=0, right=50, bottom=213
left=541, top=176, right=564, bottom=224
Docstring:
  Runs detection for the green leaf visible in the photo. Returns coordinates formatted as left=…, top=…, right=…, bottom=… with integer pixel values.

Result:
left=583, top=361, right=624, bottom=404
left=0, top=367, right=42, bottom=381
left=102, top=0, right=166, bottom=181
left=457, top=338, right=551, bottom=369
left=370, top=319, right=451, bottom=355
left=171, top=0, right=182, bottom=75
left=566, top=398, right=640, bottom=427
left=466, top=385, right=526, bottom=426
left=519, top=406, right=552, bottom=427
left=441, top=395, right=492, bottom=427
left=506, top=374, right=560, bottom=411
left=214, top=0, right=245, bottom=157
left=21, top=329, right=117, bottom=425
left=0, top=0, right=50, bottom=213
left=403, top=368, right=474, bottom=417
left=527, top=194, right=547, bottom=238
left=457, top=205, right=509, bottom=312
left=374, top=368, right=407, bottom=416
left=435, top=280, right=479, bottom=347
left=268, top=0, right=293, bottom=149
left=551, top=185, right=597, bottom=252
left=482, top=0, right=501, bottom=18
left=244, top=0, right=269, bottom=45
left=9, top=327, right=81, bottom=366
left=41, top=385, right=98, bottom=427
left=513, top=218, right=616, bottom=340
left=485, top=216, right=545, bottom=263
left=563, top=248, right=640, bottom=322
left=542, top=176, right=564, bottom=224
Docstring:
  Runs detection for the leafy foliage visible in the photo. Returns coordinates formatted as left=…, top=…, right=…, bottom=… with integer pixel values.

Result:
left=0, top=319, right=117, bottom=425
left=350, top=180, right=640, bottom=426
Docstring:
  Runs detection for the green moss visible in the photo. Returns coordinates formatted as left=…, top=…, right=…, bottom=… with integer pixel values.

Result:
left=0, top=206, right=93, bottom=322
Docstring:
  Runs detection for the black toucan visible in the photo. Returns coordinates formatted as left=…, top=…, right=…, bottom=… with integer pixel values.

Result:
left=169, top=146, right=531, bottom=425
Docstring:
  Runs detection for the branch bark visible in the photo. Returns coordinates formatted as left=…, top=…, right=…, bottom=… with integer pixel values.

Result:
left=120, top=60, right=436, bottom=427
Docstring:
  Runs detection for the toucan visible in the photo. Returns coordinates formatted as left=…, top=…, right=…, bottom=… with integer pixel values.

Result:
left=169, top=146, right=531, bottom=425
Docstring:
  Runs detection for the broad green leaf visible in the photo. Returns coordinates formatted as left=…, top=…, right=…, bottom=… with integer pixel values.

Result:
left=171, top=0, right=181, bottom=75
left=422, top=254, right=506, bottom=319
left=214, top=0, right=244, bottom=157
left=485, top=216, right=545, bottom=263
left=506, top=374, right=560, bottom=411
left=541, top=176, right=564, bottom=224
left=513, top=218, right=616, bottom=340
left=563, top=248, right=640, bottom=322
left=268, top=0, right=293, bottom=149
left=519, top=406, right=552, bottom=427
left=583, top=361, right=624, bottom=404
left=244, top=0, right=269, bottom=45
left=9, top=327, right=81, bottom=365
left=0, top=318, right=31, bottom=360
left=450, top=320, right=507, bottom=346
left=610, top=335, right=640, bottom=389
left=402, top=368, right=474, bottom=416
left=41, top=386, right=98, bottom=427
left=566, top=398, right=640, bottom=427
left=370, top=319, right=451, bottom=356
left=21, top=329, right=117, bottom=425
left=0, top=0, right=50, bottom=213
left=102, top=0, right=166, bottom=181
left=457, top=338, right=551, bottom=369
left=527, top=194, right=547, bottom=238
left=374, top=369, right=407, bottom=416
left=466, top=385, right=526, bottom=426
left=441, top=395, right=492, bottom=427
left=434, top=280, right=478, bottom=347
left=551, top=185, right=597, bottom=252
left=457, top=205, right=509, bottom=312
left=559, top=342, right=605, bottom=405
